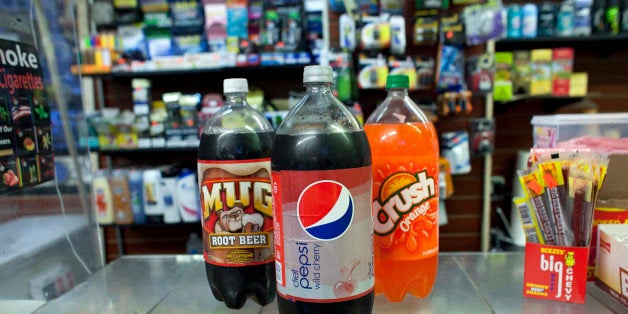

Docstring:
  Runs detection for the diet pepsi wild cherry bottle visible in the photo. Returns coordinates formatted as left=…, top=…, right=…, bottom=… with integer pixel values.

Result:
left=271, top=65, right=374, bottom=313
left=197, top=78, right=275, bottom=309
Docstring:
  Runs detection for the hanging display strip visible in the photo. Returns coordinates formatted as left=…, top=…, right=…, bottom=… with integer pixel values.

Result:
left=0, top=38, right=54, bottom=194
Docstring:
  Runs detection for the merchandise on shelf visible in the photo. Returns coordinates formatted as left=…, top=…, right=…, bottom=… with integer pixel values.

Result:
left=465, top=52, right=495, bottom=95
left=498, top=0, right=628, bottom=39
left=413, top=9, right=440, bottom=45
left=76, top=0, right=313, bottom=74
left=538, top=2, right=558, bottom=37
left=439, top=13, right=464, bottom=46
left=388, top=56, right=417, bottom=90
left=513, top=50, right=531, bottom=95
left=552, top=47, right=574, bottom=96
left=415, top=55, right=436, bottom=90
left=530, top=48, right=553, bottom=95
left=436, top=45, right=465, bottom=93
left=108, top=165, right=200, bottom=225
left=360, top=14, right=392, bottom=50
left=462, top=1, right=504, bottom=45
left=358, top=53, right=388, bottom=89
left=493, top=47, right=588, bottom=101
left=441, top=131, right=471, bottom=175
left=339, top=13, right=357, bottom=51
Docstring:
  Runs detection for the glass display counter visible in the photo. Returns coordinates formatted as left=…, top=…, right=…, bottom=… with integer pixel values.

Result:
left=29, top=253, right=625, bottom=313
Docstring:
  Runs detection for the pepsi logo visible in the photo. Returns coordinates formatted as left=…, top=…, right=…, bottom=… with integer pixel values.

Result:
left=297, top=180, right=354, bottom=241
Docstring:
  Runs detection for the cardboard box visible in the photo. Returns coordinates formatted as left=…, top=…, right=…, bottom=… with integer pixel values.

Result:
left=530, top=49, right=552, bottom=96
left=595, top=224, right=628, bottom=308
left=513, top=50, right=531, bottom=95
left=552, top=48, right=574, bottom=96
left=493, top=52, right=513, bottom=101
left=569, top=72, right=588, bottom=97
left=589, top=154, right=628, bottom=280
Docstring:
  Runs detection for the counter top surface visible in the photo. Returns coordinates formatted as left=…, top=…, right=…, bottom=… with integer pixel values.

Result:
left=34, top=252, right=626, bottom=313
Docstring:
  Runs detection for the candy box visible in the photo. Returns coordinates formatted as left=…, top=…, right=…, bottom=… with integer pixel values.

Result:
left=523, top=242, right=589, bottom=303
left=595, top=224, right=628, bottom=308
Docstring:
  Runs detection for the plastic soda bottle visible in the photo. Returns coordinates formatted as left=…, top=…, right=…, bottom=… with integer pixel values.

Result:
left=271, top=65, right=374, bottom=313
left=364, top=74, right=439, bottom=302
left=197, top=78, right=276, bottom=309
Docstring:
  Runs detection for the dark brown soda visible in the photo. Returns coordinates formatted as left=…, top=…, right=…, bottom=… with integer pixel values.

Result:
left=198, top=130, right=275, bottom=309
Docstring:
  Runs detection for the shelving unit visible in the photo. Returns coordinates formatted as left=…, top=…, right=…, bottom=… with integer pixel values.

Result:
left=81, top=2, right=628, bottom=262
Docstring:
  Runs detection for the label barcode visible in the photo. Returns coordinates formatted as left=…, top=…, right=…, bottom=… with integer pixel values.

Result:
left=525, top=228, right=540, bottom=243
left=517, top=201, right=533, bottom=225
left=275, top=260, right=283, bottom=285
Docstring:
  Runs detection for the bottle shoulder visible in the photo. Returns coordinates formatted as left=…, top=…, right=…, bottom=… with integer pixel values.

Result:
left=277, top=92, right=362, bottom=134
left=366, top=96, right=432, bottom=125
left=202, top=103, right=273, bottom=134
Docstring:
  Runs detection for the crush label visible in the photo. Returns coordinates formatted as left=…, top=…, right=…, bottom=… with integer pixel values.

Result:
left=271, top=167, right=374, bottom=302
left=198, top=158, right=273, bottom=266
left=372, top=161, right=439, bottom=261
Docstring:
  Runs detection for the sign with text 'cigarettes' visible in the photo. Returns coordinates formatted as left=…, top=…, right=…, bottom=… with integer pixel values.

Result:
left=0, top=38, right=53, bottom=194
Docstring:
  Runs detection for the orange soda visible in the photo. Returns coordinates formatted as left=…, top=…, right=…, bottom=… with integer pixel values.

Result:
left=364, top=75, right=439, bottom=302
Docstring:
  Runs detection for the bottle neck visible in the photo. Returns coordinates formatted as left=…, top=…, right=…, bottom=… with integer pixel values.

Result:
left=304, top=81, right=332, bottom=93
left=386, top=88, right=408, bottom=98
left=224, top=92, right=247, bottom=106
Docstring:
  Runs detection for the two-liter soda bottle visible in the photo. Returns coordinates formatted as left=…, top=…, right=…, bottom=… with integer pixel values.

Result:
left=271, top=65, right=375, bottom=313
left=364, top=74, right=440, bottom=302
left=197, top=78, right=276, bottom=309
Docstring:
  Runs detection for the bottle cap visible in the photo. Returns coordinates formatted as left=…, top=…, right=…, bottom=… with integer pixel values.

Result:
left=386, top=75, right=409, bottom=89
left=303, top=65, right=333, bottom=83
left=223, top=78, right=248, bottom=94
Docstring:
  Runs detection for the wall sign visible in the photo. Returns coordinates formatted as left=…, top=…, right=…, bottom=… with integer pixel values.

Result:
left=0, top=38, right=53, bottom=193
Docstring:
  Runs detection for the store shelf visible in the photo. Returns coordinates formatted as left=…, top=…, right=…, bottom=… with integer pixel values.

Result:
left=75, top=63, right=313, bottom=78
left=494, top=93, right=599, bottom=104
left=497, top=33, right=628, bottom=44
left=100, top=221, right=199, bottom=228
left=97, top=146, right=198, bottom=155
left=496, top=34, right=628, bottom=56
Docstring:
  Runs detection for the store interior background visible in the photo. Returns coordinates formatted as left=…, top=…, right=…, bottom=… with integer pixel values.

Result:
left=83, top=0, right=628, bottom=263
left=2, top=0, right=627, bottom=270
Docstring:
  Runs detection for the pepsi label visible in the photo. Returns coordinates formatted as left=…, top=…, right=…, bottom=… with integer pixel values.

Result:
left=272, top=167, right=374, bottom=302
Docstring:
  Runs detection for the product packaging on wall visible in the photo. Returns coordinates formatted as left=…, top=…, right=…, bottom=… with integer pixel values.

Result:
left=75, top=0, right=316, bottom=74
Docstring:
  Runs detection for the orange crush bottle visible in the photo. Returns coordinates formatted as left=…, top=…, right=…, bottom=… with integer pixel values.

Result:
left=364, top=74, right=439, bottom=302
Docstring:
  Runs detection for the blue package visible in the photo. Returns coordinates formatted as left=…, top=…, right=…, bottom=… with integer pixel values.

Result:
left=521, top=3, right=538, bottom=38
left=574, top=0, right=593, bottom=36
left=507, top=5, right=522, bottom=38
left=557, top=1, right=575, bottom=36
left=227, top=5, right=248, bottom=38
left=437, top=45, right=465, bottom=93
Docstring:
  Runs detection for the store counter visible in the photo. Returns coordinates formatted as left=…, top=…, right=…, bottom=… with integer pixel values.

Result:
left=34, top=253, right=625, bottom=313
